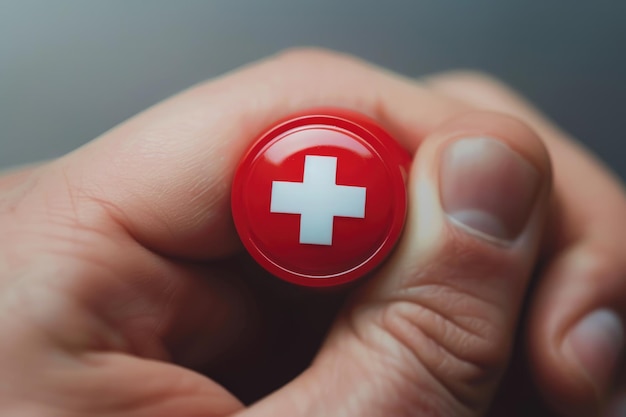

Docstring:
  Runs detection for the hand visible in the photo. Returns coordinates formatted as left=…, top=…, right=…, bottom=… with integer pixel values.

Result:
left=423, top=71, right=626, bottom=417
left=0, top=48, right=621, bottom=417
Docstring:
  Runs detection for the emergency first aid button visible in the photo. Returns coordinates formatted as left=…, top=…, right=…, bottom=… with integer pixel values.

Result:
left=231, top=109, right=410, bottom=287
left=271, top=155, right=366, bottom=246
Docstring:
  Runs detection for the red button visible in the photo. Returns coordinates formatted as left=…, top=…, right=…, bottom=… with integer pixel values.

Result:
left=231, top=109, right=411, bottom=287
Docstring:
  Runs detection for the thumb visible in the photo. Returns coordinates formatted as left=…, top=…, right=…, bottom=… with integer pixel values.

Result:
left=238, top=111, right=551, bottom=417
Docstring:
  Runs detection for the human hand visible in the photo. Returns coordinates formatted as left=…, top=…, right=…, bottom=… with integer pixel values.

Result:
left=0, top=49, right=622, bottom=416
left=423, top=71, right=626, bottom=417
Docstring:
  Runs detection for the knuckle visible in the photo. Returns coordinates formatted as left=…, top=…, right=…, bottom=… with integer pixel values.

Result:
left=429, top=69, right=510, bottom=92
left=454, top=70, right=504, bottom=86
left=271, top=47, right=370, bottom=76
left=385, top=284, right=508, bottom=372
left=364, top=231, right=521, bottom=408
left=273, top=46, right=356, bottom=65
left=376, top=286, right=508, bottom=411
left=568, top=243, right=626, bottom=291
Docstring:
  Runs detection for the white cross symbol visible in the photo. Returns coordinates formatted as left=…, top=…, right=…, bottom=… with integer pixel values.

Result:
left=270, top=155, right=367, bottom=246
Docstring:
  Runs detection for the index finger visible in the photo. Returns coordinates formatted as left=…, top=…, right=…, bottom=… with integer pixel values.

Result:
left=49, top=49, right=467, bottom=260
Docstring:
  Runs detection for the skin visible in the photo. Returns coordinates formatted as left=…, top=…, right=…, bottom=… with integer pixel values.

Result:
left=0, top=48, right=624, bottom=416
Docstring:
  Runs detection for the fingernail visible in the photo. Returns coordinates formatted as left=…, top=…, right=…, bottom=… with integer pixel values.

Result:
left=565, top=309, right=624, bottom=393
left=440, top=137, right=541, bottom=242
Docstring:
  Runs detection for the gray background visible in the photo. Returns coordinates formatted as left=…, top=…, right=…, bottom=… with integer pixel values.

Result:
left=1, top=1, right=625, bottom=178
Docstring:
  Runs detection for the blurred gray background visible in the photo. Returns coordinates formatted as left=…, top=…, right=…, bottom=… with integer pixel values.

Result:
left=1, top=1, right=625, bottom=178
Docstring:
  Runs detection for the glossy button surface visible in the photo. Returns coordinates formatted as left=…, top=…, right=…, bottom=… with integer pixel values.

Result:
left=231, top=109, right=411, bottom=287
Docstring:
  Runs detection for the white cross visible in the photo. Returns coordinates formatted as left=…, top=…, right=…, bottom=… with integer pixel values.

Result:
left=270, top=155, right=367, bottom=246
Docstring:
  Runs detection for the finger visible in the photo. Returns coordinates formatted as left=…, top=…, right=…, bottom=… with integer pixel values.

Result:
left=238, top=111, right=552, bottom=417
left=426, top=71, right=626, bottom=415
left=3, top=335, right=243, bottom=416
left=49, top=48, right=466, bottom=260
left=76, top=353, right=244, bottom=417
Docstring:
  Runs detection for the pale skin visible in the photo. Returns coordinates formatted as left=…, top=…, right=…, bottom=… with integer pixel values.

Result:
left=0, top=49, right=624, bottom=416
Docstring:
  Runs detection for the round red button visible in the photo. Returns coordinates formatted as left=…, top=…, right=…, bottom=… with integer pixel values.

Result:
left=231, top=109, right=411, bottom=287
